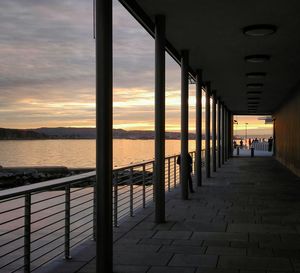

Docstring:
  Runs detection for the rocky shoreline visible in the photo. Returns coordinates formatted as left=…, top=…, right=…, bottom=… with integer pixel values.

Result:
left=0, top=166, right=154, bottom=190
left=0, top=166, right=95, bottom=190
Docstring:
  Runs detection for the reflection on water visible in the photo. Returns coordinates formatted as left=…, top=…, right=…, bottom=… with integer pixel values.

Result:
left=0, top=139, right=200, bottom=168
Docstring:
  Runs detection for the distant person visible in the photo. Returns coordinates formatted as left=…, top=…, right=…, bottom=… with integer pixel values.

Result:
left=177, top=153, right=195, bottom=193
left=240, top=140, right=243, bottom=149
left=233, top=140, right=237, bottom=149
left=268, top=137, right=273, bottom=152
left=249, top=138, right=252, bottom=146
left=254, top=138, right=258, bottom=142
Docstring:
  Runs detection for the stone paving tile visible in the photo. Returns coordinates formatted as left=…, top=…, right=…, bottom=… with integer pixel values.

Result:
left=206, top=246, right=246, bottom=256
left=114, top=252, right=173, bottom=266
left=138, top=238, right=173, bottom=245
left=218, top=256, right=293, bottom=271
left=159, top=245, right=206, bottom=255
left=169, top=254, right=218, bottom=267
left=153, top=230, right=192, bottom=240
left=148, top=266, right=196, bottom=273
left=202, top=240, right=230, bottom=247
left=171, top=221, right=226, bottom=232
left=196, top=268, right=238, bottom=273
left=113, top=265, right=150, bottom=273
left=228, top=223, right=297, bottom=234
left=172, top=239, right=203, bottom=246
left=191, top=232, right=248, bottom=242
left=247, top=247, right=273, bottom=257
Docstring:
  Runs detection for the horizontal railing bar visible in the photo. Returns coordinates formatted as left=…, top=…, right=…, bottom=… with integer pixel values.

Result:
left=0, top=171, right=96, bottom=200
left=0, top=224, right=24, bottom=236
left=0, top=244, right=24, bottom=259
left=30, top=242, right=65, bottom=264
left=0, top=215, right=24, bottom=227
left=31, top=233, right=65, bottom=254
left=70, top=212, right=93, bottom=226
left=31, top=226, right=64, bottom=244
left=0, top=254, right=24, bottom=270
left=70, top=232, right=93, bottom=249
left=31, top=201, right=65, bottom=215
left=70, top=219, right=93, bottom=233
left=70, top=206, right=93, bottom=218
left=0, top=235, right=24, bottom=248
left=31, top=193, right=65, bottom=205
left=31, top=218, right=65, bottom=235
left=71, top=191, right=93, bottom=202
left=31, top=210, right=65, bottom=224
left=0, top=204, right=25, bottom=215
left=71, top=198, right=93, bottom=210
left=30, top=250, right=64, bottom=272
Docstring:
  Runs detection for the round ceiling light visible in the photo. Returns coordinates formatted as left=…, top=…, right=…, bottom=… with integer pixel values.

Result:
left=247, top=83, right=264, bottom=88
left=247, top=91, right=262, bottom=94
left=243, top=24, right=277, bottom=37
left=245, top=55, right=270, bottom=63
left=246, top=72, right=266, bottom=79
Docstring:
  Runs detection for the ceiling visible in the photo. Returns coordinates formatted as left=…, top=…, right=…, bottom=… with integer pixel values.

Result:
left=120, top=0, right=300, bottom=115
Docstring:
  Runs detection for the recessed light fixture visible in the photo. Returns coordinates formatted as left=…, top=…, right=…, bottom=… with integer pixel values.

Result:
left=245, top=55, right=270, bottom=63
left=247, top=91, right=262, bottom=94
left=248, top=97, right=260, bottom=100
left=243, top=24, right=277, bottom=37
left=247, top=83, right=264, bottom=89
left=246, top=72, right=267, bottom=79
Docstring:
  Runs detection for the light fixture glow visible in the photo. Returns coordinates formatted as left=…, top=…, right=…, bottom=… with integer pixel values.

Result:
left=245, top=55, right=270, bottom=63
left=246, top=72, right=267, bottom=79
left=243, top=24, right=277, bottom=37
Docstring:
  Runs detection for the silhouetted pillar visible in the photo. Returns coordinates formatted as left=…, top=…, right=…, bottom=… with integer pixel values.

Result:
left=225, top=107, right=228, bottom=161
left=196, top=70, right=203, bottom=187
left=273, top=118, right=276, bottom=156
left=212, top=90, right=217, bottom=172
left=217, top=99, right=221, bottom=168
left=205, top=82, right=211, bottom=178
left=222, top=104, right=225, bottom=164
left=180, top=50, right=189, bottom=200
left=228, top=112, right=233, bottom=157
left=154, top=15, right=165, bottom=223
left=96, top=0, right=113, bottom=271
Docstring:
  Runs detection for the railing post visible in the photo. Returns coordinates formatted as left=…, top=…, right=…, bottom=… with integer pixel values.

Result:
left=168, top=158, right=171, bottom=192
left=142, top=165, right=146, bottom=208
left=24, top=193, right=31, bottom=273
left=114, top=172, right=118, bottom=227
left=130, top=167, right=134, bottom=217
left=65, top=184, right=71, bottom=259
left=174, top=157, right=177, bottom=188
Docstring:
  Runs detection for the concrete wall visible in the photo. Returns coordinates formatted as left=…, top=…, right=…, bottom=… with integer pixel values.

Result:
left=274, top=90, right=300, bottom=177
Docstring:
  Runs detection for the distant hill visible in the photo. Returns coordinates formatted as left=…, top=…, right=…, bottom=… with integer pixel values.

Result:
left=0, top=128, right=48, bottom=140
left=0, top=127, right=198, bottom=140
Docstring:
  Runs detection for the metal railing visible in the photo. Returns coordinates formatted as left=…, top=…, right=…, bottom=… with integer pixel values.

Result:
left=0, top=150, right=204, bottom=272
left=251, top=141, right=269, bottom=151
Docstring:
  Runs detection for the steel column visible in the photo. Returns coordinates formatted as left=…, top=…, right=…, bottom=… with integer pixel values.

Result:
left=96, top=0, right=113, bottom=271
left=224, top=107, right=228, bottom=161
left=205, top=82, right=211, bottom=178
left=195, top=70, right=203, bottom=187
left=212, top=90, right=217, bottom=172
left=180, top=50, right=189, bottom=200
left=217, top=99, right=221, bottom=168
left=154, top=15, right=166, bottom=223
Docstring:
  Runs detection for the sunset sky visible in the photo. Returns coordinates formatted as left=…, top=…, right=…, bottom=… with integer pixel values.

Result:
left=0, top=0, right=272, bottom=135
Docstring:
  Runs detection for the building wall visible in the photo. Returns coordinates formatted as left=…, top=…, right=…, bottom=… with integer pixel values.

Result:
left=274, top=90, right=300, bottom=177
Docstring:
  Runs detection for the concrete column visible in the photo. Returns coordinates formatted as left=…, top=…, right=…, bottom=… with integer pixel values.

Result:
left=180, top=50, right=189, bottom=200
left=212, top=90, right=217, bottom=172
left=222, top=104, right=225, bottom=164
left=273, top=118, right=276, bottom=156
left=205, top=82, right=211, bottom=178
left=96, top=0, right=113, bottom=271
left=195, top=70, right=203, bottom=187
left=229, top=112, right=233, bottom=157
left=154, top=15, right=165, bottom=223
left=217, top=99, right=221, bottom=168
left=225, top=107, right=228, bottom=161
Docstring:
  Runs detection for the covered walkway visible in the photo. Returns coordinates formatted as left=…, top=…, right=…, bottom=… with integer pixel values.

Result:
left=42, top=156, right=300, bottom=273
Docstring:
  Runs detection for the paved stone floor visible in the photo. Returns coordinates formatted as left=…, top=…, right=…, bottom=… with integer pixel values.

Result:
left=39, top=157, right=300, bottom=273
